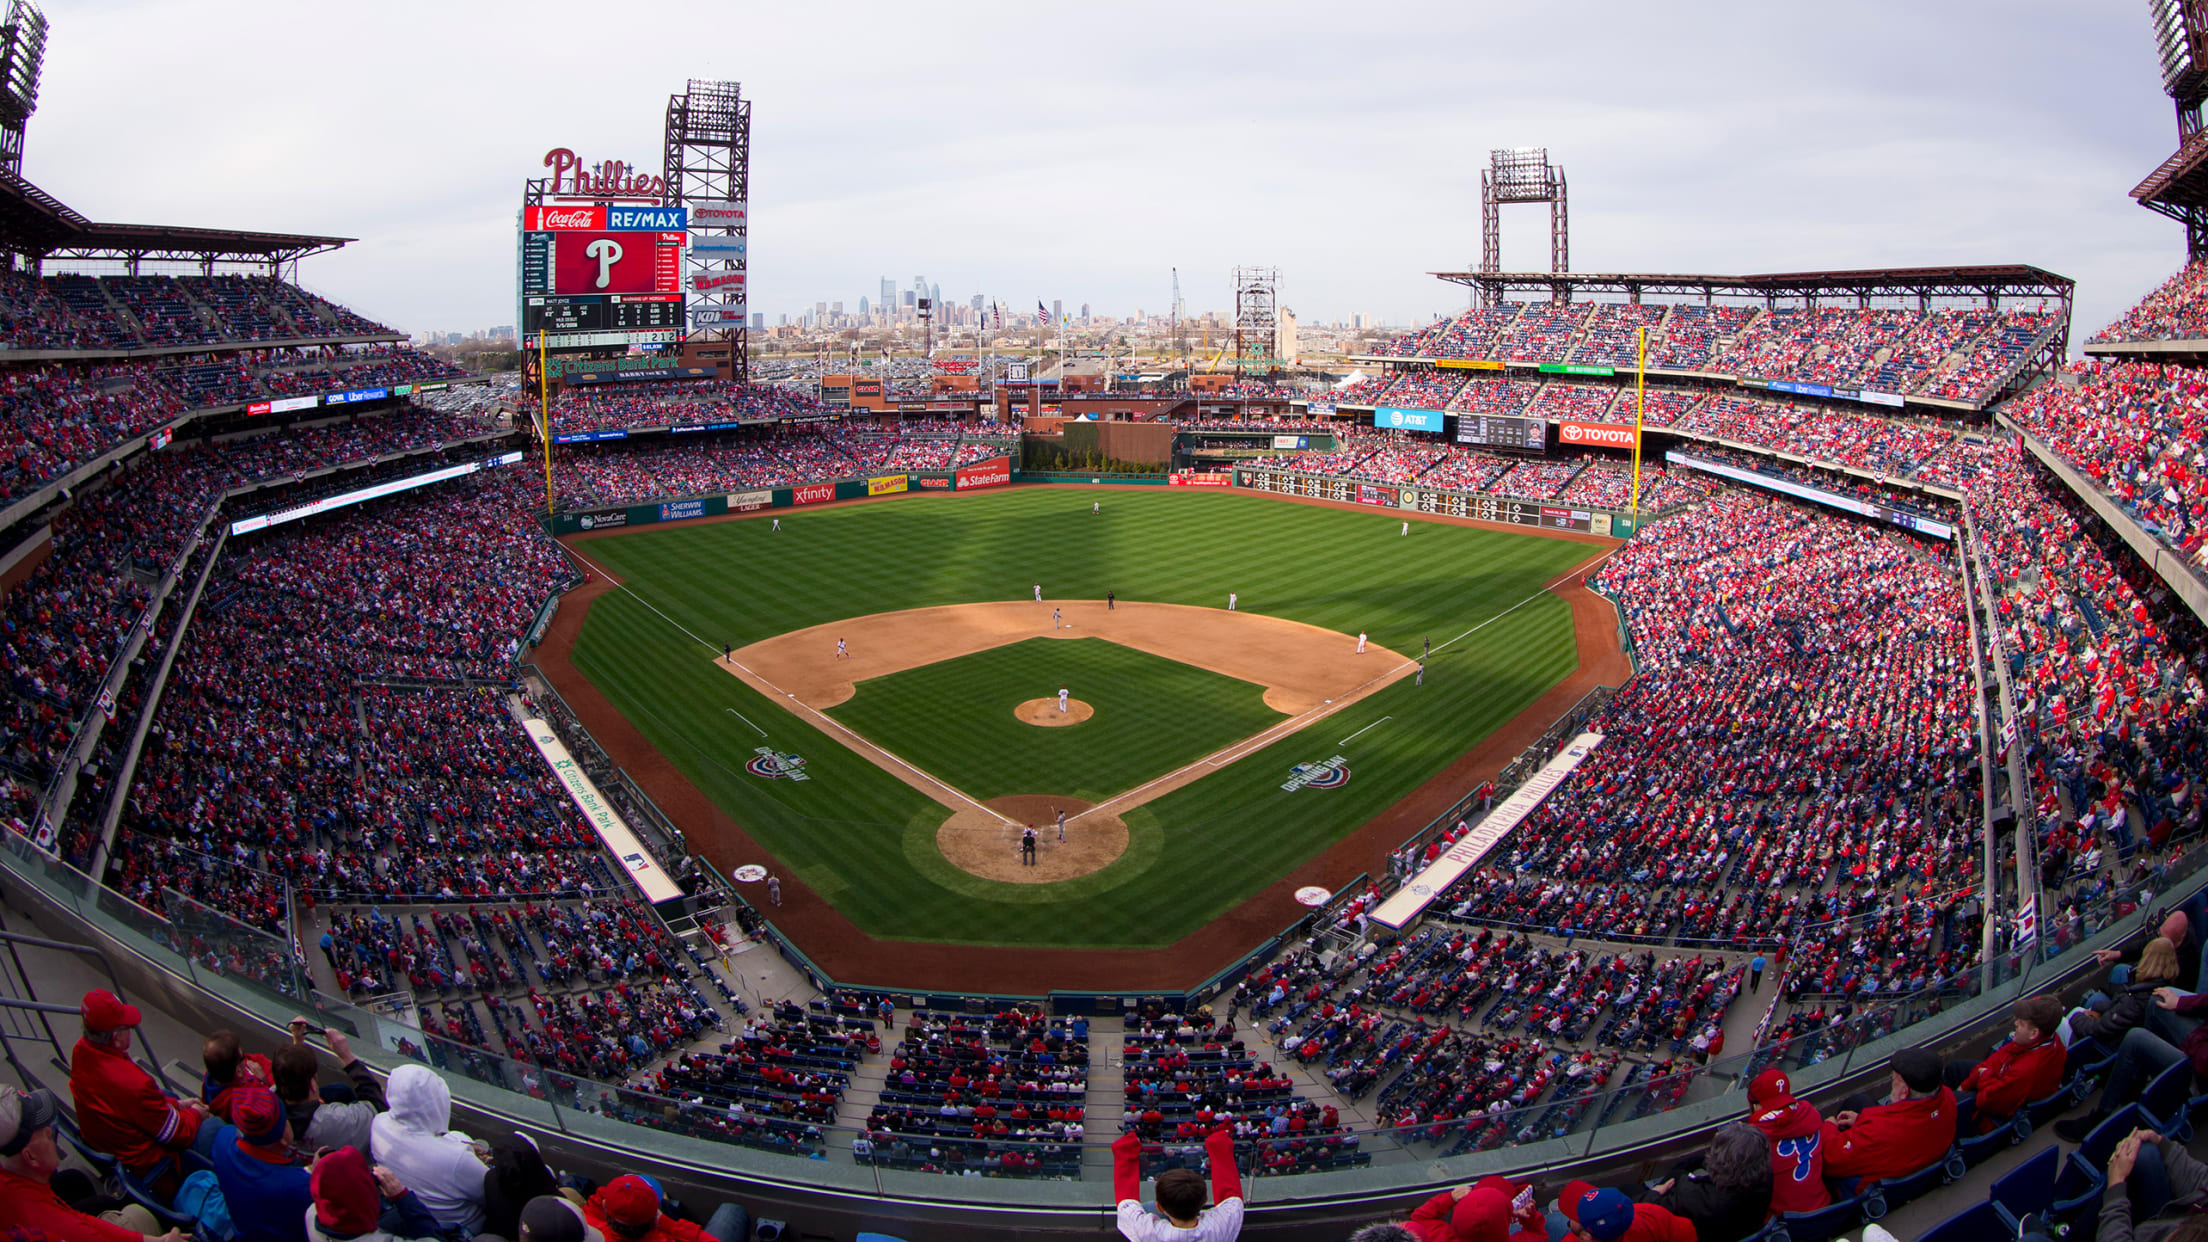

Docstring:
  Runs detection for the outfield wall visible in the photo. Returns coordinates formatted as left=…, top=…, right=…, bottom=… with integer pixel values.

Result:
left=550, top=455, right=1015, bottom=534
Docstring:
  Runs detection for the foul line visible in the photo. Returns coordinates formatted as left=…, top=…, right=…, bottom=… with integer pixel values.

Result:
left=1339, top=716, right=1390, bottom=746
left=559, top=541, right=1017, bottom=827
left=724, top=709, right=768, bottom=738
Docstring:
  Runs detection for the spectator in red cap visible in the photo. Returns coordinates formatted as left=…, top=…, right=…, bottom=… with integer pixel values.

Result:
left=0, top=1083, right=184, bottom=1242
left=68, top=989, right=218, bottom=1196
left=211, top=1086, right=312, bottom=1242
left=1403, top=1182, right=1510, bottom=1242
left=1554, top=1182, right=1694, bottom=1242
left=1745, top=1068, right=1829, bottom=1215
left=580, top=1172, right=747, bottom=1241
left=304, top=1145, right=443, bottom=1242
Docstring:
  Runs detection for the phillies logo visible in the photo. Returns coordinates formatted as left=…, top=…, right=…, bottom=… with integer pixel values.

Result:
left=543, top=148, right=667, bottom=201
left=794, top=483, right=835, bottom=504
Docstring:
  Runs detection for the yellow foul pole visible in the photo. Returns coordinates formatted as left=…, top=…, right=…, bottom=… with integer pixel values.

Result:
left=1628, top=325, right=1647, bottom=519
left=539, top=333, right=553, bottom=519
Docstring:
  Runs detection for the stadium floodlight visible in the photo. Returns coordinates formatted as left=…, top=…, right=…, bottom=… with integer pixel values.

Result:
left=2148, top=0, right=2208, bottom=106
left=1480, top=147, right=1570, bottom=293
left=0, top=0, right=44, bottom=122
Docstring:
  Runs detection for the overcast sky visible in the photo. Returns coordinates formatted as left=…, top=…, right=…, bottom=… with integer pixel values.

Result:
left=25, top=1, right=2178, bottom=343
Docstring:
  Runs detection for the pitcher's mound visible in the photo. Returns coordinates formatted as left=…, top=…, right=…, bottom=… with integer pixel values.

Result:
left=1015, top=697, right=1092, bottom=726
left=938, top=795, right=1128, bottom=883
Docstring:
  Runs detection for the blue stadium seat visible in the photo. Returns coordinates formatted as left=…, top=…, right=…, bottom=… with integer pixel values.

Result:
left=1866, top=1146, right=1960, bottom=1220
left=1990, top=1145, right=2061, bottom=1226
left=1778, top=1194, right=1866, bottom=1242
left=2140, top=1061, right=2195, bottom=1138
left=1919, top=1201, right=2013, bottom=1242
left=2052, top=1104, right=2143, bottom=1223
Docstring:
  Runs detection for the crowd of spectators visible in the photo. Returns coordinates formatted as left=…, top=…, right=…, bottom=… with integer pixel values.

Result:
left=1570, top=302, right=1668, bottom=366
left=2091, top=260, right=2208, bottom=344
left=0, top=361, right=188, bottom=503
left=1377, top=371, right=1466, bottom=410
left=1431, top=494, right=1980, bottom=973
left=1493, top=305, right=1591, bottom=364
left=1527, top=383, right=1619, bottom=422
left=1677, top=395, right=1960, bottom=478
left=2005, top=359, right=2208, bottom=567
left=550, top=427, right=1001, bottom=509
left=535, top=379, right=839, bottom=435
left=858, top=1003, right=1089, bottom=1178
left=1450, top=378, right=1541, bottom=416
left=0, top=272, right=398, bottom=351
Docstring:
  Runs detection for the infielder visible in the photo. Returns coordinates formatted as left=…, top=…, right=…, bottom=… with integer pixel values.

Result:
left=1052, top=607, right=1063, bottom=629
left=1058, top=685, right=1069, bottom=713
left=835, top=638, right=848, bottom=660
left=1056, top=808, right=1066, bottom=841
left=1228, top=592, right=1237, bottom=611
left=1356, top=631, right=1368, bottom=654
left=1033, top=583, right=1042, bottom=602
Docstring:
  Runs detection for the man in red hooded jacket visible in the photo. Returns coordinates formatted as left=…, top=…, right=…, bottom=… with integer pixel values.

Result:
left=1746, top=1069, right=1829, bottom=1215
left=67, top=990, right=217, bottom=1196
left=1820, top=1048, right=1957, bottom=1191
left=1948, top=995, right=2067, bottom=1131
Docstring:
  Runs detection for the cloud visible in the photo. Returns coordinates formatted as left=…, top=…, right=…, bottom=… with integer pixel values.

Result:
left=20, top=0, right=2185, bottom=343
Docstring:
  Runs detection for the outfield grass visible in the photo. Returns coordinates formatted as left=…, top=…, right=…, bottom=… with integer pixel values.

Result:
left=565, top=487, right=1589, bottom=948
left=827, top=637, right=1282, bottom=803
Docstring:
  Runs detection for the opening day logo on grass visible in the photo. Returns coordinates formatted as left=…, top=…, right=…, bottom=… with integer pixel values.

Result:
left=1281, top=756, right=1351, bottom=792
left=746, top=747, right=811, bottom=782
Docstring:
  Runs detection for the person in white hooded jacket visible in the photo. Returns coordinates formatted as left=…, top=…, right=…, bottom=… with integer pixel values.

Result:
left=369, top=1065, right=488, bottom=1237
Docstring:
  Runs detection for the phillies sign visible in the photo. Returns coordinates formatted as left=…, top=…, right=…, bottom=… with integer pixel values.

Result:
left=542, top=148, right=666, bottom=202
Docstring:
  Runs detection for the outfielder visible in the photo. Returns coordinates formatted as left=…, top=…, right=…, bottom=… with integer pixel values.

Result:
left=1400, top=520, right=1408, bottom=536
left=1228, top=592, right=1237, bottom=611
left=1034, top=583, right=1042, bottom=602
left=772, top=517, right=781, bottom=531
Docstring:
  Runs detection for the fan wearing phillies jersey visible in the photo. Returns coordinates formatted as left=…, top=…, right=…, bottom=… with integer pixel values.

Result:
left=1745, top=1069, right=1829, bottom=1216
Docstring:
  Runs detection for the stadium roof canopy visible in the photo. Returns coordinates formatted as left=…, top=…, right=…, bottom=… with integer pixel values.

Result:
left=0, top=166, right=350, bottom=267
left=1434, top=265, right=2075, bottom=302
left=2134, top=127, right=2208, bottom=215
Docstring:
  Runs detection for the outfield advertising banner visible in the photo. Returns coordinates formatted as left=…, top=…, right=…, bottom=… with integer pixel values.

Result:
left=658, top=498, right=708, bottom=522
left=1272, top=435, right=1308, bottom=450
left=955, top=456, right=1012, bottom=490
left=1559, top=420, right=1639, bottom=449
left=1169, top=472, right=1232, bottom=487
left=1371, top=731, right=1607, bottom=930
left=1356, top=483, right=1400, bottom=507
left=1435, top=359, right=1505, bottom=370
left=916, top=476, right=953, bottom=490
left=793, top=482, right=837, bottom=506
left=1373, top=406, right=1443, bottom=432
left=867, top=474, right=909, bottom=496
left=246, top=395, right=320, bottom=417
left=727, top=489, right=773, bottom=512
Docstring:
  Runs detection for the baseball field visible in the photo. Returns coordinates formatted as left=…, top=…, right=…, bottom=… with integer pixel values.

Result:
left=557, top=487, right=1591, bottom=951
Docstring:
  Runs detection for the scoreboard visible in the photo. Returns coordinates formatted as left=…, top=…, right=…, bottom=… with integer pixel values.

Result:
left=522, top=294, right=686, bottom=347
left=1455, top=413, right=1546, bottom=451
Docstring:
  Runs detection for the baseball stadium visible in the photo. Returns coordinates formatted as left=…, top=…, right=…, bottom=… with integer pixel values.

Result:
left=1, top=5, right=2207, bottom=1242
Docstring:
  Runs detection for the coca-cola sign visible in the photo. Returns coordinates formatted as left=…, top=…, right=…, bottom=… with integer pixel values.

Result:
left=543, top=148, right=666, bottom=202
left=525, top=205, right=606, bottom=231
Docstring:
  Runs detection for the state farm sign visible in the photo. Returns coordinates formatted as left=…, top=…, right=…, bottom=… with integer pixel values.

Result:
left=792, top=482, right=836, bottom=506
left=955, top=456, right=1012, bottom=490
left=1559, top=421, right=1639, bottom=449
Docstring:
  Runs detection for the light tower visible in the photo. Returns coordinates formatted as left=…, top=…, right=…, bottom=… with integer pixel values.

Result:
left=2132, top=0, right=2208, bottom=258
left=1232, top=266, right=1278, bottom=377
left=0, top=1, right=48, bottom=180
left=1479, top=147, right=1568, bottom=306
left=664, top=80, right=751, bottom=379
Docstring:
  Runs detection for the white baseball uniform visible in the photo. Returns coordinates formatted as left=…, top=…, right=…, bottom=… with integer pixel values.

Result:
left=1228, top=592, right=1237, bottom=611
left=1356, top=631, right=1367, bottom=654
left=1058, top=687, right=1069, bottom=713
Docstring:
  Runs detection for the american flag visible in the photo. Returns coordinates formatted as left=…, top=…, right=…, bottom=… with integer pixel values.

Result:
left=992, top=302, right=1003, bottom=329
left=1036, top=301, right=1051, bottom=326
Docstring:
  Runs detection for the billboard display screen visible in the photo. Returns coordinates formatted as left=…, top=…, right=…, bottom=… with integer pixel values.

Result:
left=1372, top=406, right=1443, bottom=432
left=540, top=231, right=684, bottom=296
left=522, top=293, right=687, bottom=344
